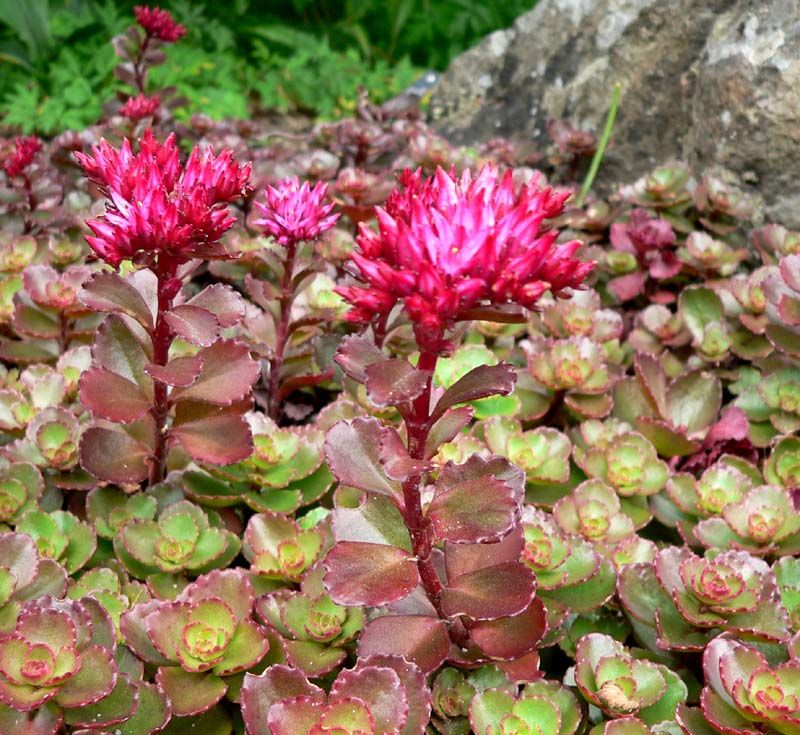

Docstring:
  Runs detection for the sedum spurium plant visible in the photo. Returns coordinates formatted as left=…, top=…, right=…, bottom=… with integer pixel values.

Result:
left=4, top=7, right=800, bottom=732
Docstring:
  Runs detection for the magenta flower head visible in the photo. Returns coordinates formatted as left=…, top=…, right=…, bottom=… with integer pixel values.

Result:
left=133, top=5, right=187, bottom=42
left=337, top=165, right=595, bottom=354
left=254, top=176, right=340, bottom=247
left=1, top=136, right=43, bottom=179
left=119, top=93, right=161, bottom=121
left=75, top=129, right=252, bottom=268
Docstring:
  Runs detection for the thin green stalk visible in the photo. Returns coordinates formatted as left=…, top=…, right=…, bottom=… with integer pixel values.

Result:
left=575, top=82, right=622, bottom=208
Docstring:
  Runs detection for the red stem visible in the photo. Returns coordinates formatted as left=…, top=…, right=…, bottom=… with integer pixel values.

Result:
left=401, top=350, right=447, bottom=611
left=267, top=240, right=298, bottom=421
left=148, top=256, right=178, bottom=486
left=132, top=34, right=152, bottom=95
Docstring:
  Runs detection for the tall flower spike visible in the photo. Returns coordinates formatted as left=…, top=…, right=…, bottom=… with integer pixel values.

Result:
left=337, top=165, right=595, bottom=353
left=133, top=5, right=187, bottom=42
left=254, top=177, right=340, bottom=246
left=75, top=129, right=252, bottom=268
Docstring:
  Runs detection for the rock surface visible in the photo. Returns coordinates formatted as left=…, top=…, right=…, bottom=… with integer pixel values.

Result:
left=429, top=0, right=800, bottom=226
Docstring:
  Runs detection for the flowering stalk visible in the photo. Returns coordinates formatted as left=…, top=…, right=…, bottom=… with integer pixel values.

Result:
left=254, top=177, right=339, bottom=421
left=75, top=130, right=257, bottom=487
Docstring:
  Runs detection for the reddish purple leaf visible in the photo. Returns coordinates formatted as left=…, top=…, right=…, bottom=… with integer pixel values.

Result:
left=79, top=271, right=154, bottom=330
left=324, top=418, right=400, bottom=498
left=242, top=666, right=324, bottom=735
left=440, top=561, right=535, bottom=620
left=431, top=363, right=517, bottom=421
left=79, top=367, right=151, bottom=423
left=172, top=339, right=259, bottom=406
left=145, top=354, right=204, bottom=387
left=187, top=283, right=246, bottom=327
left=80, top=424, right=154, bottom=484
left=470, top=597, right=548, bottom=660
left=323, top=541, right=420, bottom=606
left=444, top=526, right=525, bottom=580
left=365, top=359, right=430, bottom=407
left=329, top=666, right=407, bottom=734
left=427, top=475, right=518, bottom=544
left=358, top=615, right=450, bottom=674
left=379, top=427, right=433, bottom=482
left=335, top=334, right=386, bottom=383
left=425, top=406, right=474, bottom=459
left=171, top=399, right=253, bottom=465
left=164, top=304, right=220, bottom=347
left=12, top=295, right=60, bottom=339
left=93, top=314, right=153, bottom=392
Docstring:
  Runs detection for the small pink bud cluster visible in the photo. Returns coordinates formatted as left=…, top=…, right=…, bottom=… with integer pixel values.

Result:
left=134, top=5, right=187, bottom=42
left=75, top=130, right=251, bottom=267
left=338, top=165, right=595, bottom=353
left=119, top=93, right=161, bottom=121
left=254, top=177, right=339, bottom=246
left=1, top=136, right=44, bottom=179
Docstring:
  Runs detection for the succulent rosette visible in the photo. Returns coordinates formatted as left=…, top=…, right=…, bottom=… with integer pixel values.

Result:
left=15, top=510, right=96, bottom=574
left=243, top=510, right=329, bottom=583
left=677, top=636, right=800, bottom=735
left=575, top=431, right=668, bottom=498
left=764, top=435, right=800, bottom=490
left=618, top=547, right=790, bottom=653
left=121, top=568, right=269, bottom=716
left=254, top=564, right=364, bottom=677
left=469, top=678, right=583, bottom=735
left=241, top=655, right=431, bottom=735
left=0, top=459, right=42, bottom=525
left=186, top=414, right=333, bottom=514
left=693, top=484, right=800, bottom=556
left=114, top=499, right=241, bottom=582
left=524, top=336, right=618, bottom=419
left=0, top=595, right=145, bottom=731
left=573, top=633, right=687, bottom=723
left=651, top=460, right=758, bottom=545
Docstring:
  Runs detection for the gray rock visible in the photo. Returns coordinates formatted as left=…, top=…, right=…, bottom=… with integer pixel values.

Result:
left=429, top=0, right=800, bottom=226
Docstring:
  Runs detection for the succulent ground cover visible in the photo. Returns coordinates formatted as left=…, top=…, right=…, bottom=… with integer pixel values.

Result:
left=1, top=6, right=800, bottom=735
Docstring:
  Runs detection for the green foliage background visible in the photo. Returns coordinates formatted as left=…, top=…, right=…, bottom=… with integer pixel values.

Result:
left=0, top=0, right=535, bottom=135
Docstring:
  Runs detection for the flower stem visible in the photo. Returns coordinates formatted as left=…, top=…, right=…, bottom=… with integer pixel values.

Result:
left=148, top=257, right=178, bottom=486
left=267, top=240, right=298, bottom=421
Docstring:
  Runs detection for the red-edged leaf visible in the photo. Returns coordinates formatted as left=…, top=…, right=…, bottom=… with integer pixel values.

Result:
left=79, top=271, right=154, bottom=331
left=165, top=305, right=220, bottom=347
left=335, top=334, right=386, bottom=383
left=358, top=615, right=450, bottom=674
left=425, top=406, right=474, bottom=458
left=379, top=427, right=433, bottom=482
left=329, top=666, right=407, bottom=734
left=155, top=668, right=226, bottom=717
left=187, top=283, right=246, bottom=327
left=444, top=526, right=525, bottom=580
left=171, top=399, right=253, bottom=464
left=323, top=541, right=420, bottom=606
left=431, top=363, right=517, bottom=421
left=324, top=418, right=400, bottom=498
left=242, top=667, right=324, bottom=735
left=12, top=295, right=60, bottom=339
left=172, top=339, right=259, bottom=406
left=0, top=704, right=62, bottom=735
left=440, top=561, right=535, bottom=620
left=470, top=597, right=548, bottom=660
left=79, top=368, right=151, bottom=423
left=79, top=422, right=154, bottom=484
left=364, top=359, right=430, bottom=407
left=145, top=354, right=204, bottom=387
left=427, top=475, right=518, bottom=544
left=93, top=314, right=153, bottom=393
left=332, top=494, right=412, bottom=550
left=496, top=649, right=541, bottom=684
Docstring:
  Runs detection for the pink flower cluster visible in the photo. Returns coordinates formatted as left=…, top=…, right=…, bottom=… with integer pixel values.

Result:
left=134, top=5, right=187, bottom=43
left=120, top=94, right=161, bottom=121
left=1, top=136, right=43, bottom=179
left=75, top=130, right=251, bottom=267
left=338, top=165, right=595, bottom=353
left=254, top=177, right=339, bottom=247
